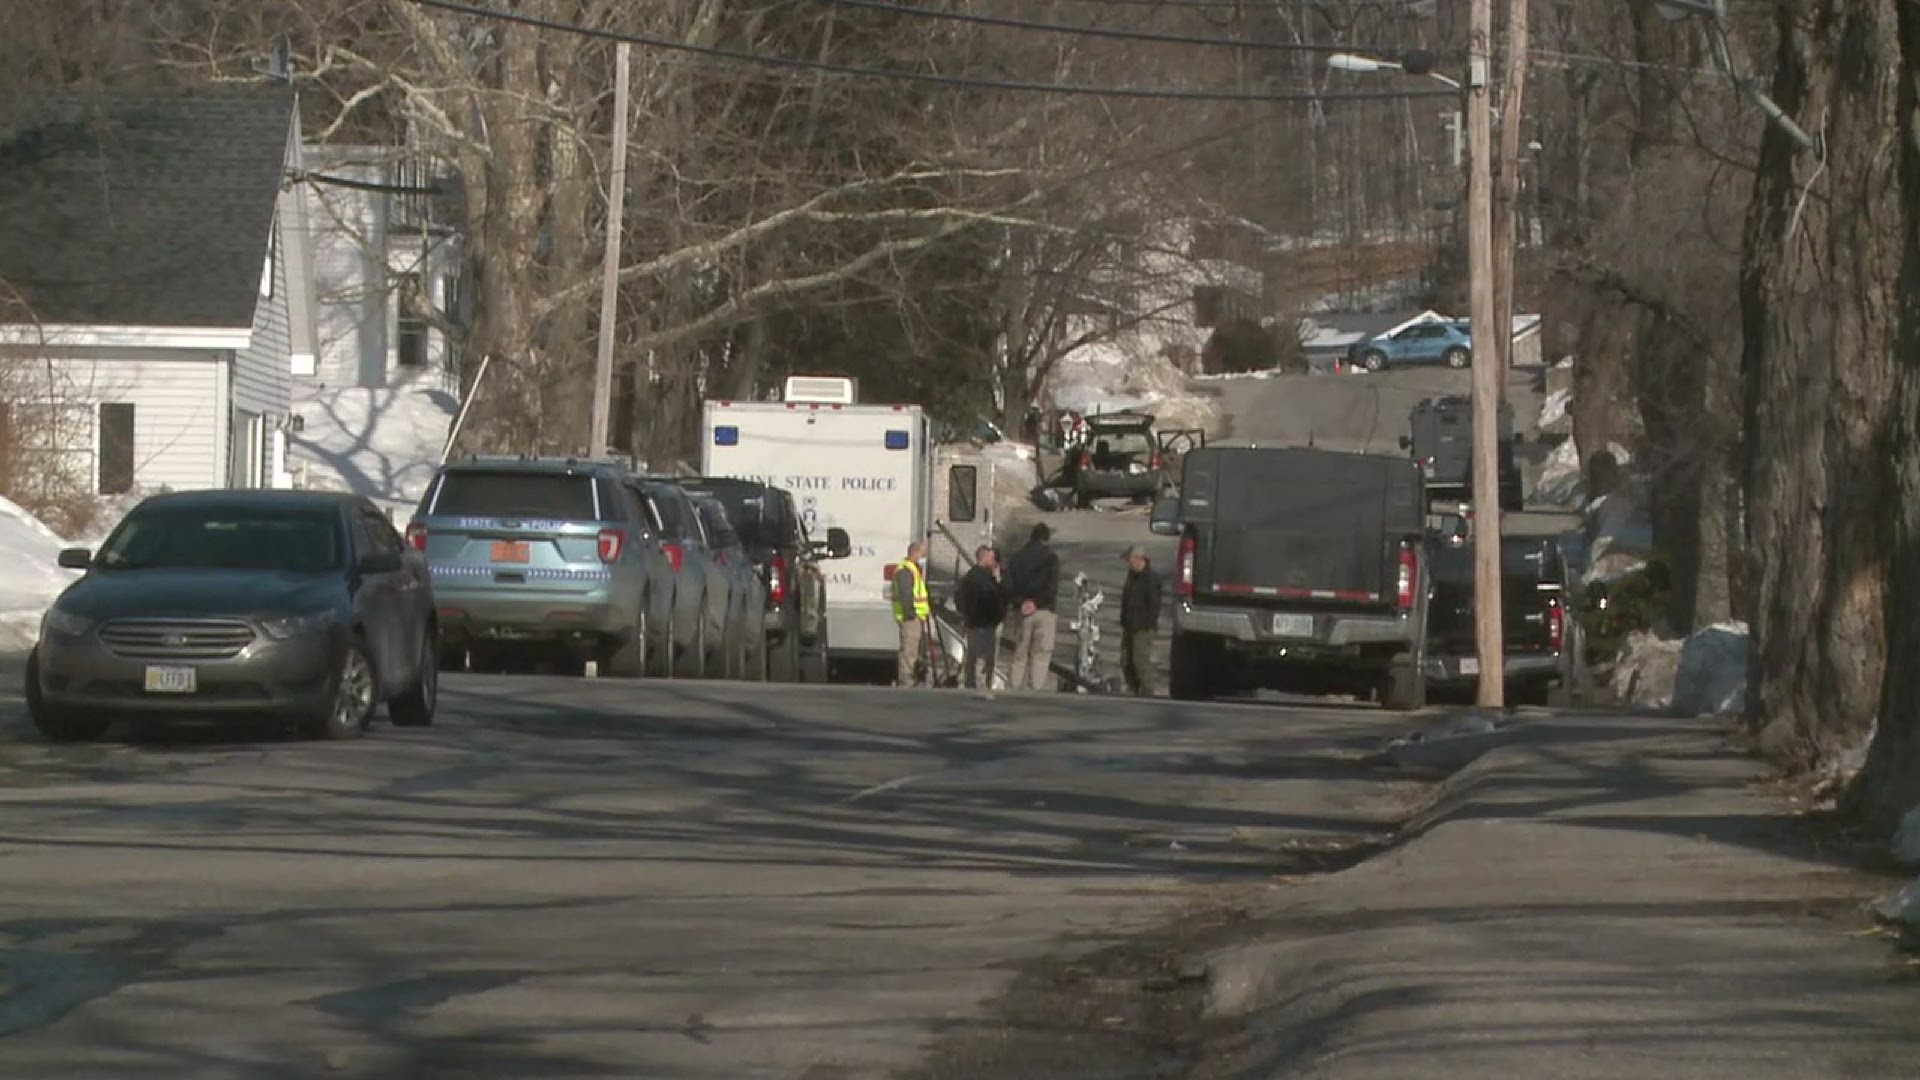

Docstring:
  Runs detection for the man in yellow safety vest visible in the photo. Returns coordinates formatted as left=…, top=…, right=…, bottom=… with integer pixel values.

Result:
left=893, top=540, right=931, bottom=687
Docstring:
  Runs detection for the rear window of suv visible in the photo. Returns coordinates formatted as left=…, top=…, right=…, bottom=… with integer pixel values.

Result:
left=689, top=484, right=789, bottom=548
left=428, top=470, right=607, bottom=521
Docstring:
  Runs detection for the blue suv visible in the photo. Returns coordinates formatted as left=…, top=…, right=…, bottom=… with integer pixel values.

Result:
left=1347, top=319, right=1474, bottom=372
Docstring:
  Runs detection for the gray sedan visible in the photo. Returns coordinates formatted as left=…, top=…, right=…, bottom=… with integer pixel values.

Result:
left=26, top=490, right=439, bottom=742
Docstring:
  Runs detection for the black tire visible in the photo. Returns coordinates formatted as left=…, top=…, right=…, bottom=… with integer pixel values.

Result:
left=1381, top=658, right=1427, bottom=712
left=1169, top=633, right=1222, bottom=701
left=604, top=604, right=649, bottom=678
left=769, top=626, right=801, bottom=683
left=676, top=601, right=709, bottom=679
left=649, top=591, right=677, bottom=678
left=25, top=648, right=110, bottom=743
left=390, top=630, right=439, bottom=727
left=1362, top=350, right=1388, bottom=373
left=1444, top=347, right=1470, bottom=369
left=305, top=640, right=376, bottom=740
left=804, top=622, right=831, bottom=683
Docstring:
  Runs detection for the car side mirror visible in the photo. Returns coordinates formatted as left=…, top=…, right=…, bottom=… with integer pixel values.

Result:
left=1398, top=435, right=1412, bottom=450
left=57, top=547, right=92, bottom=570
left=358, top=551, right=404, bottom=574
left=1148, top=496, right=1182, bottom=537
left=823, top=527, right=852, bottom=559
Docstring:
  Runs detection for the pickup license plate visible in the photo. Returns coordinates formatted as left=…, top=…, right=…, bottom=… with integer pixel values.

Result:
left=144, top=665, right=197, bottom=694
left=1270, top=614, right=1314, bottom=638
left=491, top=541, right=530, bottom=564
left=1459, top=657, right=1480, bottom=676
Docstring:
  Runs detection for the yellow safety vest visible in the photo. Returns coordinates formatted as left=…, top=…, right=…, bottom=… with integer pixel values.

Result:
left=893, top=560, right=930, bottom=621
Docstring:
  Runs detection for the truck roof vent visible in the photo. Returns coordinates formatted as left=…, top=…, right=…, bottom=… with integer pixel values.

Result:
left=783, top=375, right=858, bottom=405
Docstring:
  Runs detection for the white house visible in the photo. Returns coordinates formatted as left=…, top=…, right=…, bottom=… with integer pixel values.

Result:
left=285, top=143, right=466, bottom=521
left=0, top=87, right=312, bottom=502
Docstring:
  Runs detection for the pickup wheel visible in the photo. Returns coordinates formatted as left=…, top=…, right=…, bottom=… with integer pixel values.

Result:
left=803, top=622, right=831, bottom=683
left=769, top=626, right=801, bottom=683
left=1380, top=658, right=1427, bottom=712
left=1170, top=633, right=1223, bottom=701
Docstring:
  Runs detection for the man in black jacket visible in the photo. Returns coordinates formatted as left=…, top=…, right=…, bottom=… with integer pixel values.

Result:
left=1004, top=523, right=1060, bottom=691
left=954, top=545, right=1006, bottom=689
left=1119, top=545, right=1162, bottom=697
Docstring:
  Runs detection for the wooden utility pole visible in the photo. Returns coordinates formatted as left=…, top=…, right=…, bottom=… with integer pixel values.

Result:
left=1467, top=0, right=1505, bottom=706
left=1492, top=0, right=1532, bottom=378
left=588, top=41, right=631, bottom=458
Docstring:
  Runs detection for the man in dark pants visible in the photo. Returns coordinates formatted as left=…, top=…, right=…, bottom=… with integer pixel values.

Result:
left=1119, top=545, right=1162, bottom=697
left=955, top=545, right=1006, bottom=689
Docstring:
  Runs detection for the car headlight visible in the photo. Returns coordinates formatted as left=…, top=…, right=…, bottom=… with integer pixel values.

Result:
left=259, top=611, right=335, bottom=640
left=41, top=608, right=92, bottom=637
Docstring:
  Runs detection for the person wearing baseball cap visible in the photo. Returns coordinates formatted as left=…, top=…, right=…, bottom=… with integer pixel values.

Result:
left=1119, top=544, right=1162, bottom=696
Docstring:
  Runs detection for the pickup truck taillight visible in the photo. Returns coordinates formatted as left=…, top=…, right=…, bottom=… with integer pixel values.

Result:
left=1150, top=453, right=1162, bottom=471
left=597, top=528, right=626, bottom=563
left=404, top=522, right=428, bottom=553
left=768, top=553, right=789, bottom=606
left=1549, top=599, right=1565, bottom=650
left=1397, top=544, right=1418, bottom=611
left=1177, top=532, right=1196, bottom=599
left=661, top=541, right=685, bottom=574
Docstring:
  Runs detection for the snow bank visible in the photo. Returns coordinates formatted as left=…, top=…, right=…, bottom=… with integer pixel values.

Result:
left=1609, top=630, right=1682, bottom=710
left=0, top=496, right=80, bottom=652
left=1537, top=386, right=1572, bottom=433
left=1046, top=324, right=1223, bottom=436
left=1869, top=877, right=1920, bottom=941
left=1893, top=806, right=1920, bottom=867
left=1672, top=622, right=1748, bottom=716
left=290, top=375, right=458, bottom=522
left=1583, top=478, right=1654, bottom=585
left=1533, top=437, right=1584, bottom=510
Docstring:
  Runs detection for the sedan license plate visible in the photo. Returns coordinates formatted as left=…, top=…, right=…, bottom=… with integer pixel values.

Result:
left=1459, top=657, right=1480, bottom=676
left=1271, top=614, right=1314, bottom=638
left=491, top=540, right=530, bottom=564
left=143, top=665, right=197, bottom=694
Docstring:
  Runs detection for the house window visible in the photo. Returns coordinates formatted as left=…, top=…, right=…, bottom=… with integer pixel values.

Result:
left=97, top=403, right=135, bottom=495
left=397, top=274, right=428, bottom=368
left=10, top=403, right=93, bottom=496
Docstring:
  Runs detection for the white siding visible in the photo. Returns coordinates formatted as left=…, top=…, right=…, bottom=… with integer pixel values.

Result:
left=302, top=151, right=389, bottom=390
left=3, top=349, right=224, bottom=493
left=233, top=207, right=292, bottom=426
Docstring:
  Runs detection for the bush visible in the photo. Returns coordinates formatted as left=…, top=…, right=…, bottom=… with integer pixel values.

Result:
left=1582, top=551, right=1674, bottom=664
left=1201, top=318, right=1307, bottom=374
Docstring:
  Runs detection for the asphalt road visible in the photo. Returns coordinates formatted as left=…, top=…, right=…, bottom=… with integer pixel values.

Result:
left=0, top=674, right=1428, bottom=1079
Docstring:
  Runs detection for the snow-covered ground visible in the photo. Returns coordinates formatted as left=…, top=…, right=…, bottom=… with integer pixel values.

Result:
left=0, top=497, right=80, bottom=653
left=1044, top=323, right=1222, bottom=435
left=289, top=372, right=458, bottom=524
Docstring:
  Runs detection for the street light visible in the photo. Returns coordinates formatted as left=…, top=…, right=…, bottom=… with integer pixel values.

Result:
left=1329, top=46, right=1506, bottom=710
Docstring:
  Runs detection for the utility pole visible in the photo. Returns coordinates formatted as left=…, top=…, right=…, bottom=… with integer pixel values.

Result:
left=1467, top=0, right=1505, bottom=707
left=1492, top=0, right=1531, bottom=374
left=588, top=41, right=631, bottom=459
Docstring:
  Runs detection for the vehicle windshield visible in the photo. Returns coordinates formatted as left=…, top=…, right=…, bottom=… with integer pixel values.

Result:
left=692, top=486, right=787, bottom=548
left=430, top=470, right=600, bottom=520
left=95, top=507, right=343, bottom=573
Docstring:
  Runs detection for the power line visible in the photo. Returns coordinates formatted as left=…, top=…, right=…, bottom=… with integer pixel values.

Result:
left=813, top=0, right=1396, bottom=53
left=400, top=0, right=1456, bottom=104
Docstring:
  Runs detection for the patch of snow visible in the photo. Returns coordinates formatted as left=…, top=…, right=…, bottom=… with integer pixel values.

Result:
left=1869, top=877, right=1920, bottom=936
left=1672, top=622, right=1749, bottom=716
left=1533, top=438, right=1585, bottom=510
left=1538, top=386, right=1572, bottom=431
left=1045, top=323, right=1222, bottom=436
left=290, top=375, right=459, bottom=524
left=1893, top=806, right=1920, bottom=867
left=1609, top=630, right=1683, bottom=711
left=0, top=497, right=80, bottom=652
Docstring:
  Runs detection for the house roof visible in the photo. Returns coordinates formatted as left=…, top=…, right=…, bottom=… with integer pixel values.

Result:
left=0, top=87, right=294, bottom=330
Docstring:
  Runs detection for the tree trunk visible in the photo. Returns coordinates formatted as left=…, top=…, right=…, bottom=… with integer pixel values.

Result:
left=1849, top=0, right=1920, bottom=831
left=1740, top=0, right=1905, bottom=768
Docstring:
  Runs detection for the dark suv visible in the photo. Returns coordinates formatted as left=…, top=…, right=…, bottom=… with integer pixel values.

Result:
left=1066, top=410, right=1165, bottom=507
left=1400, top=395, right=1523, bottom=512
left=677, top=477, right=845, bottom=683
left=407, top=456, right=677, bottom=677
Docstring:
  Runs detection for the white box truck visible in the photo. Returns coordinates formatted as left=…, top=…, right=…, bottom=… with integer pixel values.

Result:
left=701, top=377, right=933, bottom=665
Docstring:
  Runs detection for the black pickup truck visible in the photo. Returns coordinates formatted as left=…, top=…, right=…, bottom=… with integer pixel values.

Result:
left=1421, top=530, right=1588, bottom=705
left=1152, top=446, right=1430, bottom=710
